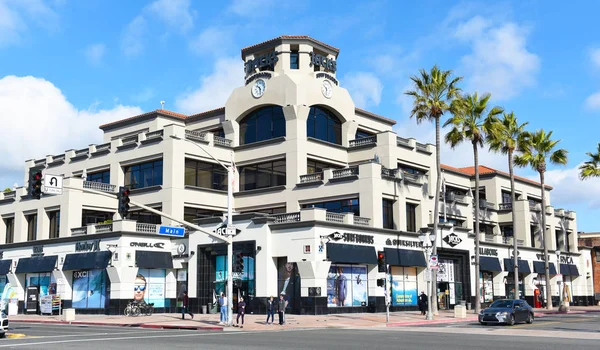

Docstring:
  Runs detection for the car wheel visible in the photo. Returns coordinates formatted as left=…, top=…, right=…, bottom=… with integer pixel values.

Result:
left=526, top=313, right=533, bottom=324
left=479, top=322, right=487, bottom=326
left=507, top=315, right=515, bottom=326
left=0, top=332, right=5, bottom=338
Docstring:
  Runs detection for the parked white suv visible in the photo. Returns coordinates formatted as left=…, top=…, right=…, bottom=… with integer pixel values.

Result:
left=0, top=311, right=8, bottom=338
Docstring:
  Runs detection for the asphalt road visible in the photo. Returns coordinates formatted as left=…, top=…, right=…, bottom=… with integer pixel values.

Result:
left=0, top=321, right=598, bottom=350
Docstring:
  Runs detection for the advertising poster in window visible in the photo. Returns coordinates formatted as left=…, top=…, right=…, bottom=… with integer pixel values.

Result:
left=277, top=258, right=299, bottom=310
left=351, top=266, right=367, bottom=306
left=481, top=272, right=494, bottom=303
left=391, top=267, right=418, bottom=306
left=135, top=269, right=166, bottom=308
left=327, top=264, right=368, bottom=307
left=72, top=270, right=108, bottom=309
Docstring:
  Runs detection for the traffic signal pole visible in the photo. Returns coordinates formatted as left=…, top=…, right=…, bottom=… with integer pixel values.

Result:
left=226, top=161, right=234, bottom=327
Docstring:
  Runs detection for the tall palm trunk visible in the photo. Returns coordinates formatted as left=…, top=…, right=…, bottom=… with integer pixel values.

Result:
left=508, top=150, right=519, bottom=296
left=539, top=170, right=553, bottom=309
left=431, top=117, right=441, bottom=314
left=473, top=142, right=481, bottom=313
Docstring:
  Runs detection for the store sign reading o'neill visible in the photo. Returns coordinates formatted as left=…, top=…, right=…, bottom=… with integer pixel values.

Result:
left=130, top=242, right=165, bottom=249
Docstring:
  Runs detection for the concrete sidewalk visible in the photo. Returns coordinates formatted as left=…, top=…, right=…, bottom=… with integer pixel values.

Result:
left=8, top=306, right=600, bottom=331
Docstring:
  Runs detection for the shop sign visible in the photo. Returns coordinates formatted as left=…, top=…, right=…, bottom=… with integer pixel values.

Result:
left=535, top=254, right=572, bottom=264
left=342, top=233, right=374, bottom=244
left=310, top=52, right=337, bottom=72
left=173, top=243, right=189, bottom=259
left=130, top=242, right=165, bottom=249
left=75, top=240, right=100, bottom=252
left=244, top=51, right=279, bottom=75
left=73, top=270, right=89, bottom=278
left=245, top=72, right=272, bottom=85
left=32, top=245, right=44, bottom=257
left=326, top=232, right=344, bottom=241
left=443, top=233, right=462, bottom=247
left=316, top=72, right=339, bottom=85
left=385, top=238, right=422, bottom=248
left=479, top=247, right=498, bottom=256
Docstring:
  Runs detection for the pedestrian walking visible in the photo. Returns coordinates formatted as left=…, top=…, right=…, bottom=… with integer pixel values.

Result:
left=181, top=290, right=194, bottom=320
left=418, top=291, right=428, bottom=316
left=265, top=296, right=275, bottom=325
left=235, top=297, right=246, bottom=328
left=219, top=292, right=228, bottom=325
left=277, top=294, right=288, bottom=325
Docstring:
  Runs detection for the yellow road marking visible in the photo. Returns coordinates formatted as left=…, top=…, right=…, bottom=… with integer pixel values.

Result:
left=6, top=333, right=27, bottom=339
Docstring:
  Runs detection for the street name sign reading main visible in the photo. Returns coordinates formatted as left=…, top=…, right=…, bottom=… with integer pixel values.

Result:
left=43, top=174, right=63, bottom=195
left=158, top=226, right=185, bottom=237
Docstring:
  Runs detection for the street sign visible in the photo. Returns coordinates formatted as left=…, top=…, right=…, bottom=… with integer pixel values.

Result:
left=214, top=224, right=241, bottom=236
left=158, top=225, right=185, bottom=237
left=43, top=174, right=63, bottom=195
left=429, top=254, right=439, bottom=269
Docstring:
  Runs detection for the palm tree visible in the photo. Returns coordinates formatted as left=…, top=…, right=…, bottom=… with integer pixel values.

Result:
left=514, top=130, right=568, bottom=310
left=487, top=112, right=529, bottom=297
left=405, top=66, right=462, bottom=315
left=444, top=92, right=503, bottom=314
left=579, top=143, right=600, bottom=180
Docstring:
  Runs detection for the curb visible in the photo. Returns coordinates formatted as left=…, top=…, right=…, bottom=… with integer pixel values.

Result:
left=386, top=317, right=478, bottom=327
left=11, top=319, right=223, bottom=331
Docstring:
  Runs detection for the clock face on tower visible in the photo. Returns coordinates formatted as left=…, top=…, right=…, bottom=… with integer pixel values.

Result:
left=252, top=79, right=266, bottom=98
left=321, top=80, right=333, bottom=98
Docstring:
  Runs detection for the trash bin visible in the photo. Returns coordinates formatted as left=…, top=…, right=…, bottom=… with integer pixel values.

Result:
left=459, top=300, right=466, bottom=306
left=208, top=303, right=213, bottom=314
left=466, top=302, right=471, bottom=310
left=202, top=305, right=207, bottom=314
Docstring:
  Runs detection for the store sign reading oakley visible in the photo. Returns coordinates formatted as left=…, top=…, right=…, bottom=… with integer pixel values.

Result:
left=75, top=240, right=100, bottom=252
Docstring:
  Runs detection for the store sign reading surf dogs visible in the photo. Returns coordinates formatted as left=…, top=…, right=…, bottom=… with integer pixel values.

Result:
left=326, top=231, right=374, bottom=244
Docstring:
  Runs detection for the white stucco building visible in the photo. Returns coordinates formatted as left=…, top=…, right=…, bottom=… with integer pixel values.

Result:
left=0, top=36, right=594, bottom=315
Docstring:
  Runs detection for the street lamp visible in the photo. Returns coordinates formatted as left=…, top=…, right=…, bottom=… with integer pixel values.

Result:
left=170, top=134, right=236, bottom=326
left=419, top=229, right=437, bottom=321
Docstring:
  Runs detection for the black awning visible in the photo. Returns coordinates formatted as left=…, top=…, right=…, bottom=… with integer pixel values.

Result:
left=0, top=260, right=12, bottom=275
left=504, top=258, right=514, bottom=271
left=518, top=260, right=531, bottom=274
left=480, top=257, right=502, bottom=272
left=560, top=264, right=571, bottom=275
left=383, top=248, right=427, bottom=267
left=534, top=261, right=558, bottom=275
left=135, top=251, right=174, bottom=269
left=15, top=256, right=58, bottom=274
left=327, top=243, right=377, bottom=264
left=569, top=264, right=580, bottom=276
left=62, top=251, right=112, bottom=271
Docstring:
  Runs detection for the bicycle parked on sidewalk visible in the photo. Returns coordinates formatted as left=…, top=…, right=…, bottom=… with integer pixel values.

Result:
left=124, top=301, right=140, bottom=317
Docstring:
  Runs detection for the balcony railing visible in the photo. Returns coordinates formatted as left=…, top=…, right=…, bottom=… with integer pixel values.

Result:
left=332, top=167, right=359, bottom=179
left=381, top=168, right=400, bottom=180
left=484, top=235, right=495, bottom=243
left=145, top=130, right=164, bottom=140
left=185, top=130, right=207, bottom=142
left=3, top=191, right=16, bottom=199
left=529, top=203, right=541, bottom=211
left=214, top=136, right=232, bottom=147
left=416, top=142, right=429, bottom=152
left=75, top=148, right=89, bottom=157
left=474, top=200, right=495, bottom=209
left=300, top=172, right=323, bottom=183
left=95, top=223, right=113, bottom=233
left=52, top=154, right=66, bottom=162
left=326, top=212, right=345, bottom=223
left=71, top=227, right=87, bottom=235
left=554, top=209, right=564, bottom=217
left=34, top=158, right=46, bottom=166
left=349, top=136, right=376, bottom=148
left=83, top=181, right=116, bottom=193
left=499, top=203, right=513, bottom=210
left=353, top=216, right=370, bottom=226
left=271, top=212, right=300, bottom=223
left=136, top=223, right=157, bottom=234
left=396, top=137, right=411, bottom=147
left=94, top=143, right=111, bottom=153
left=403, top=172, right=424, bottom=183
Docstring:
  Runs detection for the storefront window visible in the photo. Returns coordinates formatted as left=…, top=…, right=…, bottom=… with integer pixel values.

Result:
left=26, top=273, right=56, bottom=297
left=504, top=272, right=524, bottom=299
left=72, top=270, right=109, bottom=308
left=390, top=267, right=418, bottom=306
left=327, top=264, right=368, bottom=307
left=135, top=269, right=166, bottom=307
left=480, top=272, right=494, bottom=303
left=277, top=258, right=300, bottom=311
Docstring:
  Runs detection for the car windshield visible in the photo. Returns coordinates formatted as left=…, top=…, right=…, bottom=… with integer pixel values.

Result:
left=490, top=300, right=513, bottom=308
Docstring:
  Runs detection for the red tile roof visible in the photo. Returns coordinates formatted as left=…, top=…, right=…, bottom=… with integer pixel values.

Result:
left=241, top=36, right=340, bottom=58
left=188, top=107, right=225, bottom=119
left=99, top=109, right=188, bottom=129
left=441, top=164, right=552, bottom=190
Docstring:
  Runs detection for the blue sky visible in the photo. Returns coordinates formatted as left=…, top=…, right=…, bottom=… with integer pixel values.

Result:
left=1, top=0, right=599, bottom=231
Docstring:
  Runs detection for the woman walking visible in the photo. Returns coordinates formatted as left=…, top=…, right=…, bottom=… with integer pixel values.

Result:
left=265, top=296, right=275, bottom=325
left=235, top=297, right=246, bottom=328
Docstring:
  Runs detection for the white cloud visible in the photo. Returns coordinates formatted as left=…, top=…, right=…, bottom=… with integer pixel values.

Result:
left=584, top=91, right=600, bottom=111
left=175, top=57, right=243, bottom=114
left=0, top=0, right=59, bottom=48
left=189, top=26, right=236, bottom=56
left=590, top=47, right=600, bottom=68
left=453, top=18, right=540, bottom=100
left=342, top=72, right=383, bottom=109
left=84, top=43, right=106, bottom=65
left=0, top=75, right=142, bottom=173
left=147, top=0, right=194, bottom=33
left=544, top=165, right=600, bottom=209
left=228, top=0, right=275, bottom=17
left=121, top=15, right=146, bottom=57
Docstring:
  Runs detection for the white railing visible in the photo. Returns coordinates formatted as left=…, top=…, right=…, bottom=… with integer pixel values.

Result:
left=300, top=173, right=323, bottom=183
left=145, top=130, right=164, bottom=140
left=214, top=136, right=232, bottom=147
left=332, top=167, right=359, bottom=179
left=271, top=212, right=300, bottom=223
left=381, top=168, right=399, bottom=179
left=185, top=129, right=207, bottom=142
left=34, top=158, right=46, bottom=166
left=136, top=223, right=157, bottom=233
left=396, top=137, right=411, bottom=147
left=499, top=203, right=512, bottom=210
left=83, top=181, right=116, bottom=193
left=326, top=212, right=345, bottom=223
left=75, top=148, right=89, bottom=157
left=485, top=235, right=495, bottom=243
left=416, top=143, right=429, bottom=152
left=353, top=216, right=370, bottom=226
left=71, top=227, right=88, bottom=235
left=121, top=135, right=138, bottom=145
left=554, top=209, right=564, bottom=217
left=403, top=172, right=423, bottom=183
left=3, top=191, right=15, bottom=199
left=349, top=136, right=376, bottom=148
left=95, top=223, right=113, bottom=233
left=52, top=154, right=66, bottom=162
left=95, top=143, right=111, bottom=153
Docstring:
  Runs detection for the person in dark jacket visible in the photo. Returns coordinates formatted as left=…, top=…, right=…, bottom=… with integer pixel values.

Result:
left=235, top=297, right=246, bottom=328
left=181, top=291, right=194, bottom=320
left=277, top=294, right=288, bottom=325
left=418, top=291, right=428, bottom=316
left=265, top=296, right=275, bottom=325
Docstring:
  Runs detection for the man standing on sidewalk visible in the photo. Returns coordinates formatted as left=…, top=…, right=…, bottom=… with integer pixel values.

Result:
left=277, top=294, right=288, bottom=325
left=219, top=293, right=228, bottom=325
left=181, top=291, right=194, bottom=320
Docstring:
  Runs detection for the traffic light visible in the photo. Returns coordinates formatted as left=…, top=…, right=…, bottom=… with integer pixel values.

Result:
left=117, top=186, right=130, bottom=218
left=377, top=278, right=385, bottom=287
left=30, top=171, right=42, bottom=199
left=377, top=250, right=386, bottom=273
left=233, top=253, right=244, bottom=273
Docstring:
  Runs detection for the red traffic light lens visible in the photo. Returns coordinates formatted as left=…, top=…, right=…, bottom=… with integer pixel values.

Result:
left=378, top=253, right=384, bottom=259
left=34, top=172, right=42, bottom=180
left=122, top=189, right=130, bottom=196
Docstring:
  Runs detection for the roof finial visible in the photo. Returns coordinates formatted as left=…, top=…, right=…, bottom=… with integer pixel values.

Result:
left=160, top=101, right=165, bottom=110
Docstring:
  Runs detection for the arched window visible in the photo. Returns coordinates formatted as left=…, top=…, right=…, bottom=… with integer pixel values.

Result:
left=239, top=106, right=285, bottom=145
left=306, top=106, right=342, bottom=145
